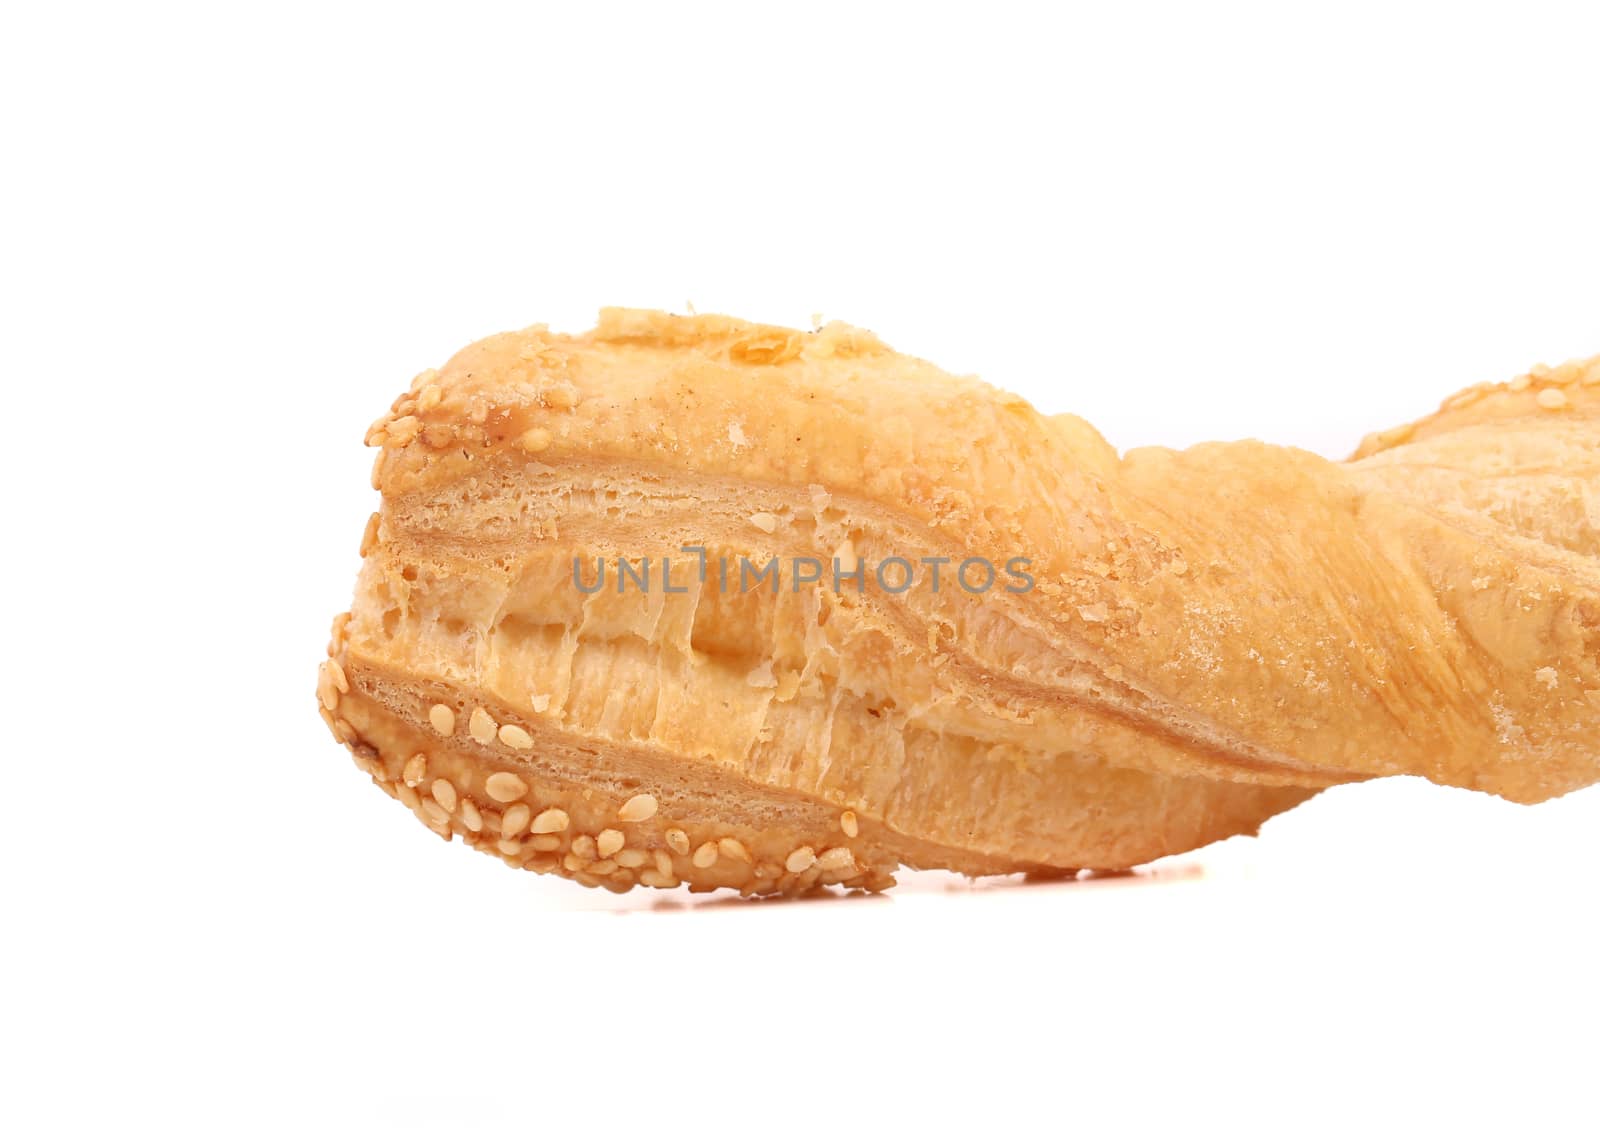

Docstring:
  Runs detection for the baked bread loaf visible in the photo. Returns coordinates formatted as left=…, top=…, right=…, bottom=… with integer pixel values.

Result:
left=318, top=309, right=1600, bottom=895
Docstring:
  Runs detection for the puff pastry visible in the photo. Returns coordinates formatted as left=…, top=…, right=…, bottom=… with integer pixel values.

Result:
left=318, top=309, right=1600, bottom=895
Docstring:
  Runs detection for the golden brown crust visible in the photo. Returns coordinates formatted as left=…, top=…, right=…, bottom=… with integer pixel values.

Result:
left=320, top=310, right=1600, bottom=895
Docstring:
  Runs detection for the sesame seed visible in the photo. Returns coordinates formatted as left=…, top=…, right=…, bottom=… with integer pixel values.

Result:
left=498, top=724, right=534, bottom=749
left=571, top=834, right=598, bottom=860
left=460, top=801, right=483, bottom=832
left=416, top=384, right=443, bottom=412
left=519, top=427, right=552, bottom=453
left=1537, top=388, right=1570, bottom=410
left=653, top=850, right=674, bottom=876
left=359, top=513, right=380, bottom=557
left=484, top=772, right=528, bottom=802
left=618, top=793, right=658, bottom=822
left=469, top=707, right=498, bottom=744
left=387, top=416, right=421, bottom=446
left=718, top=837, right=751, bottom=863
left=1509, top=374, right=1532, bottom=392
left=563, top=853, right=587, bottom=873
left=692, top=841, right=718, bottom=868
left=615, top=849, right=647, bottom=868
left=501, top=803, right=532, bottom=837
left=410, top=368, right=439, bottom=392
left=665, top=829, right=689, bottom=855
left=748, top=511, right=779, bottom=533
left=531, top=808, right=569, bottom=834
left=639, top=870, right=677, bottom=889
left=530, top=835, right=562, bottom=851
left=430, top=779, right=457, bottom=813
left=327, top=659, right=349, bottom=693
left=402, top=755, right=427, bottom=787
left=785, top=846, right=816, bottom=873
left=497, top=838, right=523, bottom=857
left=545, top=382, right=580, bottom=410
left=588, top=860, right=617, bottom=875
left=840, top=810, right=858, bottom=838
left=428, top=704, right=456, bottom=735
left=422, top=799, right=450, bottom=827
left=817, top=846, right=855, bottom=871
left=317, top=669, right=339, bottom=711
left=596, top=829, right=625, bottom=858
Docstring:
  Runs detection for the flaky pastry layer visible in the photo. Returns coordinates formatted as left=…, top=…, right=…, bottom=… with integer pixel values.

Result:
left=318, top=309, right=1600, bottom=895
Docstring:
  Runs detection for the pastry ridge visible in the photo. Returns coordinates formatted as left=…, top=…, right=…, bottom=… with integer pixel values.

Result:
left=320, top=310, right=1600, bottom=895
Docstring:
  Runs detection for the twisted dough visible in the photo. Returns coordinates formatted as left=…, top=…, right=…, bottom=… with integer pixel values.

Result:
left=318, top=309, right=1600, bottom=895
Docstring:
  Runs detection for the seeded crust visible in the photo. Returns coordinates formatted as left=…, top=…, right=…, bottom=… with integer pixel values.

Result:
left=318, top=310, right=1600, bottom=895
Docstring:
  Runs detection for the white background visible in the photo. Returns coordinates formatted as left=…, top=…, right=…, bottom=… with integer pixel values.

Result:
left=4, top=3, right=1597, bottom=1137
